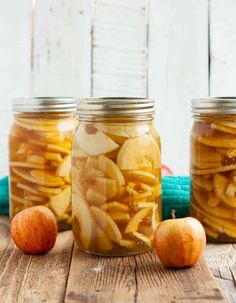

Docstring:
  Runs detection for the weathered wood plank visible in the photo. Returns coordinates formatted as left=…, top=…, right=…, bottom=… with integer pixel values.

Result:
left=92, top=0, right=148, bottom=97
left=0, top=217, right=73, bottom=303
left=135, top=252, right=226, bottom=303
left=31, top=0, right=92, bottom=97
left=0, top=217, right=11, bottom=261
left=66, top=245, right=227, bottom=303
left=205, top=244, right=236, bottom=303
left=65, top=246, right=137, bottom=303
left=209, top=0, right=236, bottom=95
left=148, top=0, right=209, bottom=175
left=0, top=0, right=31, bottom=178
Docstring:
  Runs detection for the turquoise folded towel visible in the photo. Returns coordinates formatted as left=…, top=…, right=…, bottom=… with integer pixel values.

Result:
left=162, top=176, right=190, bottom=219
left=0, top=177, right=10, bottom=216
left=0, top=176, right=190, bottom=218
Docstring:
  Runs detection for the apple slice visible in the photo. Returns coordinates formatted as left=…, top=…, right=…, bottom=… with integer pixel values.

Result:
left=109, top=211, right=130, bottom=222
left=118, top=239, right=134, bottom=248
left=94, top=177, right=118, bottom=199
left=73, top=194, right=93, bottom=249
left=86, top=188, right=107, bottom=206
left=95, top=123, right=149, bottom=137
left=45, top=152, right=63, bottom=162
left=10, top=162, right=49, bottom=170
left=96, top=223, right=113, bottom=251
left=13, top=168, right=64, bottom=187
left=192, top=176, right=213, bottom=191
left=56, top=154, right=71, bottom=177
left=132, top=231, right=151, bottom=246
left=50, top=186, right=71, bottom=218
left=16, top=120, right=58, bottom=132
left=117, top=135, right=160, bottom=170
left=125, top=207, right=152, bottom=233
left=98, top=155, right=125, bottom=186
left=26, top=155, right=45, bottom=165
left=90, top=206, right=122, bottom=243
left=100, top=201, right=129, bottom=212
left=76, top=125, right=119, bottom=156
left=30, top=170, right=65, bottom=187
left=123, top=170, right=156, bottom=185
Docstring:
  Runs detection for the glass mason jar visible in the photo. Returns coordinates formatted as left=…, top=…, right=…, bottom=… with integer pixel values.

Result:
left=9, top=97, right=78, bottom=231
left=72, top=98, right=161, bottom=256
left=190, top=97, right=236, bottom=243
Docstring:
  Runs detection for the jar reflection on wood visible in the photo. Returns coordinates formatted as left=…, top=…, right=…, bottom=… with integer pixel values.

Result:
left=190, top=97, right=236, bottom=243
left=9, top=97, right=78, bottom=231
left=72, top=98, right=162, bottom=256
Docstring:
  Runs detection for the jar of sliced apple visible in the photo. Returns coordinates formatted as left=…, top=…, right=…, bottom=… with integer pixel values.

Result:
left=72, top=98, right=161, bottom=256
left=9, top=98, right=78, bottom=230
left=191, top=97, right=236, bottom=242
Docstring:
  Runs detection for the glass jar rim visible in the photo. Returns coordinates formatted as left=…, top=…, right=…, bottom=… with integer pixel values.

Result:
left=13, top=97, right=77, bottom=113
left=192, top=97, right=236, bottom=114
left=77, top=97, right=155, bottom=116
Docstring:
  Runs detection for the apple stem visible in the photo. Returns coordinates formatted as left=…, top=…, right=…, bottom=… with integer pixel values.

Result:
left=171, top=209, right=176, bottom=219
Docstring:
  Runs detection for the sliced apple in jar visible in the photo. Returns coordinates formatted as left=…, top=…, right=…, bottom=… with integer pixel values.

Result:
left=117, top=135, right=160, bottom=170
left=132, top=231, right=151, bottom=246
left=90, top=206, right=122, bottom=243
left=95, top=123, right=150, bottom=138
left=93, top=177, right=118, bottom=200
left=76, top=124, right=119, bottom=156
left=50, top=186, right=71, bottom=218
left=125, top=207, right=152, bottom=233
left=73, top=194, right=93, bottom=249
left=98, top=155, right=125, bottom=187
left=86, top=188, right=107, bottom=206
left=56, top=154, right=71, bottom=177
left=96, top=223, right=113, bottom=251
left=123, top=170, right=156, bottom=185
left=100, top=201, right=129, bottom=212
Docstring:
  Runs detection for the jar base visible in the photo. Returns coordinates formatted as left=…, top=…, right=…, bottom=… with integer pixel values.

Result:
left=207, top=235, right=236, bottom=243
left=75, top=243, right=153, bottom=257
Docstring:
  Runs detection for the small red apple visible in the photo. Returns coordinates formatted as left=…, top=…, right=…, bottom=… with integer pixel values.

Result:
left=153, top=210, right=206, bottom=268
left=11, top=206, right=58, bottom=254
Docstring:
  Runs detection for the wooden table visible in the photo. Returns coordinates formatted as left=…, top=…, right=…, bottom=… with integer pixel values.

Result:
left=0, top=216, right=235, bottom=303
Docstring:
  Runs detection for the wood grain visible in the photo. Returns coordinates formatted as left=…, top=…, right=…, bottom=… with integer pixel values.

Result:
left=92, top=0, right=148, bottom=97
left=209, top=0, right=236, bottom=95
left=0, top=219, right=74, bottom=303
left=31, top=0, right=92, bottom=97
left=65, top=246, right=227, bottom=303
left=205, top=244, right=236, bottom=303
left=0, top=217, right=11, bottom=260
left=148, top=0, right=209, bottom=175
left=0, top=0, right=31, bottom=178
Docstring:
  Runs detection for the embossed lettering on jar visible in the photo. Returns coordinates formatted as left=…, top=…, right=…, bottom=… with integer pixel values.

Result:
left=190, top=97, right=236, bottom=242
left=72, top=98, right=162, bottom=256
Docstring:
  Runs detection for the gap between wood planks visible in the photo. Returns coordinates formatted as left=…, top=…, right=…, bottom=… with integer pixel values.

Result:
left=0, top=218, right=229, bottom=303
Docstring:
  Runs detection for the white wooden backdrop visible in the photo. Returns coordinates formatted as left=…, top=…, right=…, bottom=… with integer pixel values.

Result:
left=0, top=0, right=235, bottom=177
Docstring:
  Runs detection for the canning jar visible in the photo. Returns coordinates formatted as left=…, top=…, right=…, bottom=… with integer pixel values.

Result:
left=9, top=97, right=78, bottom=231
left=72, top=98, right=161, bottom=256
left=190, top=97, right=236, bottom=243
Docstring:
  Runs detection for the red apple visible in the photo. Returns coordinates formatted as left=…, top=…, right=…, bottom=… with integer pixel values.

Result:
left=153, top=210, right=206, bottom=268
left=11, top=206, right=58, bottom=254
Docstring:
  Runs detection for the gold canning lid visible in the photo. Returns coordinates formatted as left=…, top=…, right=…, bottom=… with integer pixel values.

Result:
left=13, top=97, right=77, bottom=113
left=77, top=97, right=155, bottom=116
left=192, top=97, right=236, bottom=114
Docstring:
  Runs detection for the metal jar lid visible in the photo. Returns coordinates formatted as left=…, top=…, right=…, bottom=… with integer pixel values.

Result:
left=192, top=97, right=236, bottom=114
left=77, top=97, right=155, bottom=116
left=13, top=97, right=77, bottom=113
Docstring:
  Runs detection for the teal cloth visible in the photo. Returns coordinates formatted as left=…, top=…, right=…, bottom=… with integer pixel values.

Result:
left=162, top=176, right=190, bottom=219
left=0, top=177, right=10, bottom=216
left=0, top=176, right=190, bottom=218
